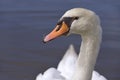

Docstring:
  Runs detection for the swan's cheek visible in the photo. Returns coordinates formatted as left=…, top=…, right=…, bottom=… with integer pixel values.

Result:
left=70, top=25, right=81, bottom=34
left=70, top=21, right=84, bottom=33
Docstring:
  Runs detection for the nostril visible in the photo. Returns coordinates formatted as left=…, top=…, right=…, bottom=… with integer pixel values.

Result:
left=56, top=25, right=61, bottom=31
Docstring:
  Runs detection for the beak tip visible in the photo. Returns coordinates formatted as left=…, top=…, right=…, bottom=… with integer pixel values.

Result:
left=42, top=40, right=47, bottom=43
left=43, top=37, right=49, bottom=43
left=43, top=35, right=50, bottom=43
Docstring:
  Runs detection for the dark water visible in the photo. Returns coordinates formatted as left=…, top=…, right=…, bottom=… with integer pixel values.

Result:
left=0, top=0, right=120, bottom=80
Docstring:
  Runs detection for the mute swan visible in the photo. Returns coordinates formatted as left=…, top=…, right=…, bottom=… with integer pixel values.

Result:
left=38, top=8, right=107, bottom=80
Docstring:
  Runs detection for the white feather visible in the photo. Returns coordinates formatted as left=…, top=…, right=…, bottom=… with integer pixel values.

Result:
left=36, top=45, right=107, bottom=80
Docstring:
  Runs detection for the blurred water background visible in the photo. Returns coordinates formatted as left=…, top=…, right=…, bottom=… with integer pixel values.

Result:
left=0, top=0, right=120, bottom=80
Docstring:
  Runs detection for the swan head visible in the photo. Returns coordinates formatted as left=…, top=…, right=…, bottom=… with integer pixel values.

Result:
left=43, top=8, right=101, bottom=43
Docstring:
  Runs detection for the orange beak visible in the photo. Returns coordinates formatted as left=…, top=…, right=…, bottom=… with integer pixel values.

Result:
left=43, top=22, right=69, bottom=43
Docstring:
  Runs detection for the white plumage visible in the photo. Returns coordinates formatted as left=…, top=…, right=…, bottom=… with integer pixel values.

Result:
left=36, top=45, right=107, bottom=80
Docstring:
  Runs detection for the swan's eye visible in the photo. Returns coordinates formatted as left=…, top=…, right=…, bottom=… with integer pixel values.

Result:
left=73, top=16, right=79, bottom=20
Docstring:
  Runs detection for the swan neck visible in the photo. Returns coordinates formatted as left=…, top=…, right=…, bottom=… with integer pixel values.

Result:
left=73, top=30, right=102, bottom=80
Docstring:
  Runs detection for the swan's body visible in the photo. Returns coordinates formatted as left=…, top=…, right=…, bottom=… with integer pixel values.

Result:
left=38, top=8, right=107, bottom=80
left=36, top=45, right=107, bottom=80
